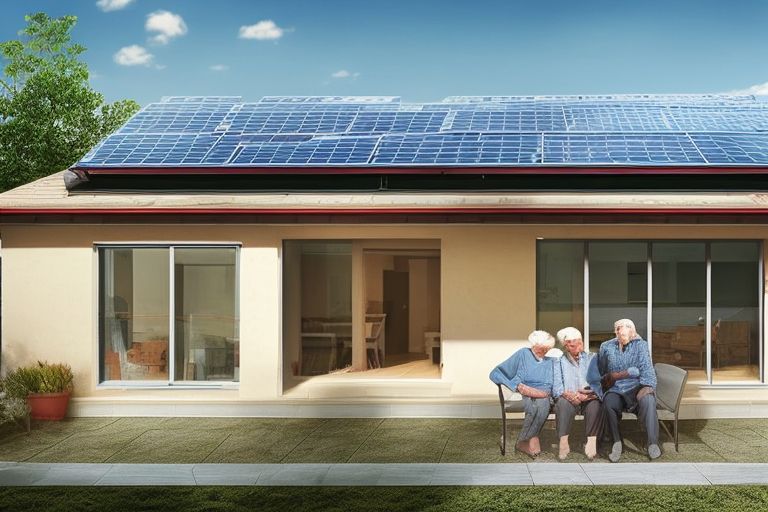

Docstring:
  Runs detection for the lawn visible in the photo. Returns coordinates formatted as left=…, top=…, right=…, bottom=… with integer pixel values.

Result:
left=0, top=486, right=766, bottom=511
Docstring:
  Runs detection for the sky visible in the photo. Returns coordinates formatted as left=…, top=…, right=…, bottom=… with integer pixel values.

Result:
left=1, top=0, right=768, bottom=107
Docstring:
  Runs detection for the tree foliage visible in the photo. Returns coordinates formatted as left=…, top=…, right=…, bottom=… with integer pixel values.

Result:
left=0, top=13, right=139, bottom=191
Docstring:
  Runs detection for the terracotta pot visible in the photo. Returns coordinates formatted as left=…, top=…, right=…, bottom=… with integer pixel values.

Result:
left=27, top=391, right=71, bottom=420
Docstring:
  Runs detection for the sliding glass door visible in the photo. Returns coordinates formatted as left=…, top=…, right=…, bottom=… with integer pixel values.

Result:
left=537, top=239, right=762, bottom=384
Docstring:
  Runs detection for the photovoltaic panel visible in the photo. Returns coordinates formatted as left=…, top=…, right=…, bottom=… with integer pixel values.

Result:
left=347, top=111, right=448, bottom=133
left=75, top=94, right=768, bottom=168
left=221, top=110, right=357, bottom=134
left=448, top=109, right=567, bottom=132
left=231, top=136, right=380, bottom=165
left=543, top=133, right=705, bottom=164
left=79, top=134, right=220, bottom=166
left=373, top=134, right=542, bottom=165
left=689, top=134, right=768, bottom=164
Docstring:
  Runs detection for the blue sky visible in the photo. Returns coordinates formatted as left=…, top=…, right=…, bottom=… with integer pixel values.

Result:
left=1, top=0, right=768, bottom=106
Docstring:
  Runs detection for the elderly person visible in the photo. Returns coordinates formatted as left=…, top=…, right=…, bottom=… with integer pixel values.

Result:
left=553, top=327, right=603, bottom=460
left=489, top=330, right=555, bottom=458
left=591, top=318, right=659, bottom=462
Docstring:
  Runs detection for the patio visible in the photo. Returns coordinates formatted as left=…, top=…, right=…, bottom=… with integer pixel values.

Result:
left=0, top=417, right=765, bottom=464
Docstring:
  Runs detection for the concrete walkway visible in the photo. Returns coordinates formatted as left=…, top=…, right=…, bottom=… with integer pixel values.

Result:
left=1, top=461, right=767, bottom=486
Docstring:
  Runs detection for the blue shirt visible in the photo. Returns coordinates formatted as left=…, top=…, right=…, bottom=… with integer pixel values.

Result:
left=489, top=348, right=554, bottom=394
left=593, top=337, right=656, bottom=399
left=553, top=351, right=596, bottom=398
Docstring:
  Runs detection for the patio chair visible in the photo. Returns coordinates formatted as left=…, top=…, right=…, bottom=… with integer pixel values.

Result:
left=497, top=383, right=524, bottom=455
left=654, top=362, right=688, bottom=452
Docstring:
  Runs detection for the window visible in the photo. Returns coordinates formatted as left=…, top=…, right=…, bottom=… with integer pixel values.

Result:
left=537, top=240, right=762, bottom=384
left=98, top=245, right=239, bottom=385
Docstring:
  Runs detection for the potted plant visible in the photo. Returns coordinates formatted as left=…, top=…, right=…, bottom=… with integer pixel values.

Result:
left=3, top=362, right=74, bottom=420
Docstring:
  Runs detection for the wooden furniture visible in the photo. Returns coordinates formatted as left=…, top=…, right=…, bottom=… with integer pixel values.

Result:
left=364, top=321, right=383, bottom=369
left=652, top=327, right=705, bottom=369
left=713, top=320, right=751, bottom=368
left=300, top=333, right=337, bottom=375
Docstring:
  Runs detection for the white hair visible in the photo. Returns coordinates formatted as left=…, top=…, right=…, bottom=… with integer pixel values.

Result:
left=556, top=327, right=582, bottom=344
left=528, top=330, right=555, bottom=349
left=614, top=318, right=637, bottom=337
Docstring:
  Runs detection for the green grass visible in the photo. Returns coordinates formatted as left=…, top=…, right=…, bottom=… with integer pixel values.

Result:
left=0, top=486, right=766, bottom=511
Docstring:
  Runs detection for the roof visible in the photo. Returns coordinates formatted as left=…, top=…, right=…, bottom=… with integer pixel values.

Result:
left=2, top=171, right=768, bottom=217
left=71, top=94, right=768, bottom=176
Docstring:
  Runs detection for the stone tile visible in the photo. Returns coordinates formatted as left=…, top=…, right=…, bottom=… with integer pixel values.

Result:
left=95, top=464, right=196, bottom=485
left=192, top=463, right=265, bottom=485
left=347, top=436, right=447, bottom=463
left=255, top=464, right=331, bottom=485
left=583, top=463, right=710, bottom=485
left=203, top=423, right=319, bottom=463
left=32, top=463, right=111, bottom=485
left=528, top=463, right=591, bottom=485
left=105, top=428, right=229, bottom=464
left=281, top=434, right=370, bottom=463
left=0, top=465, right=50, bottom=485
left=377, top=463, right=437, bottom=486
left=431, top=463, right=533, bottom=485
left=321, top=464, right=386, bottom=485
left=695, top=463, right=768, bottom=484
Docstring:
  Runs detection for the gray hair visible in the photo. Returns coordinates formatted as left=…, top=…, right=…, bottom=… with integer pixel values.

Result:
left=614, top=318, right=637, bottom=338
left=528, top=330, right=555, bottom=349
left=556, top=327, right=582, bottom=344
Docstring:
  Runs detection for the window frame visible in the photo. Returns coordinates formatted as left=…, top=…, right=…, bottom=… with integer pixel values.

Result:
left=95, top=242, right=241, bottom=389
left=536, top=239, right=764, bottom=387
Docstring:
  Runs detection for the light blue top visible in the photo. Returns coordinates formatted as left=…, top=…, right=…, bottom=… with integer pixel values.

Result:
left=553, top=351, right=596, bottom=398
left=489, top=348, right=554, bottom=394
left=594, top=337, right=656, bottom=399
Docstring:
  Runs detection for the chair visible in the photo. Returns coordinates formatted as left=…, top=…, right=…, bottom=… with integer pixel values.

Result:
left=365, top=321, right=383, bottom=369
left=653, top=362, right=688, bottom=452
left=497, top=384, right=524, bottom=455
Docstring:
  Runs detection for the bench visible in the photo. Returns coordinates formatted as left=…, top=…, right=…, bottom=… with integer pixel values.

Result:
left=497, top=362, right=688, bottom=455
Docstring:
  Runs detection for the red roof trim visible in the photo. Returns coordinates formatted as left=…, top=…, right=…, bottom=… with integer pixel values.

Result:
left=2, top=207, right=768, bottom=215
left=75, top=165, right=768, bottom=176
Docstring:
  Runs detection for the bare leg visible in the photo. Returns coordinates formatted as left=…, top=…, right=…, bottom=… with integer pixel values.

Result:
left=558, top=434, right=570, bottom=460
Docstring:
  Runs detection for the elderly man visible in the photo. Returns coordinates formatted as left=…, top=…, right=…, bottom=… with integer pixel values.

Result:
left=553, top=327, right=603, bottom=460
left=489, top=330, right=555, bottom=458
left=592, top=318, right=659, bottom=462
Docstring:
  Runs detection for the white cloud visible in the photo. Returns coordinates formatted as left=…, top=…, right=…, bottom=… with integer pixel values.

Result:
left=239, top=20, right=285, bottom=40
left=210, top=64, right=229, bottom=72
left=113, top=45, right=154, bottom=66
left=146, top=10, right=188, bottom=45
left=729, top=81, right=768, bottom=96
left=332, top=70, right=360, bottom=79
left=96, top=0, right=134, bottom=12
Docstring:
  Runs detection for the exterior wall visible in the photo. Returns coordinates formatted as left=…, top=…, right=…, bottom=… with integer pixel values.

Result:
left=1, top=222, right=768, bottom=415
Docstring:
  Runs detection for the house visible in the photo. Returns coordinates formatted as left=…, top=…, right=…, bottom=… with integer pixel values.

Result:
left=0, top=94, right=767, bottom=418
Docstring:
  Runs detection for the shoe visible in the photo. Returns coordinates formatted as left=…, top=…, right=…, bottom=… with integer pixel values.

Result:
left=608, top=441, right=622, bottom=463
left=648, top=444, right=661, bottom=460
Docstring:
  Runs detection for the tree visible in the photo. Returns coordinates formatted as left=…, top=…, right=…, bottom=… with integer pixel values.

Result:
left=0, top=13, right=139, bottom=191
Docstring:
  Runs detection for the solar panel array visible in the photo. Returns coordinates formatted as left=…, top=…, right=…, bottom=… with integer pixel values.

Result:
left=76, top=94, right=768, bottom=168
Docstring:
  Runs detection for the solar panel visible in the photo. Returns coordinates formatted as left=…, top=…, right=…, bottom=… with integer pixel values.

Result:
left=75, top=95, right=768, bottom=168
left=544, top=133, right=705, bottom=164
left=80, top=134, right=220, bottom=166
left=373, top=134, right=542, bottom=165
left=231, top=136, right=380, bottom=165
left=689, top=134, right=768, bottom=164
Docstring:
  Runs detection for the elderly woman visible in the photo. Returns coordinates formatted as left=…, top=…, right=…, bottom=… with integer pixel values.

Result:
left=553, top=327, right=603, bottom=460
left=489, top=330, right=555, bottom=458
left=590, top=318, right=659, bottom=462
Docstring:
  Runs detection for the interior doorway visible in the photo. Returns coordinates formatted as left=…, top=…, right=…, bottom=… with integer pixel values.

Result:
left=365, top=248, right=441, bottom=374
